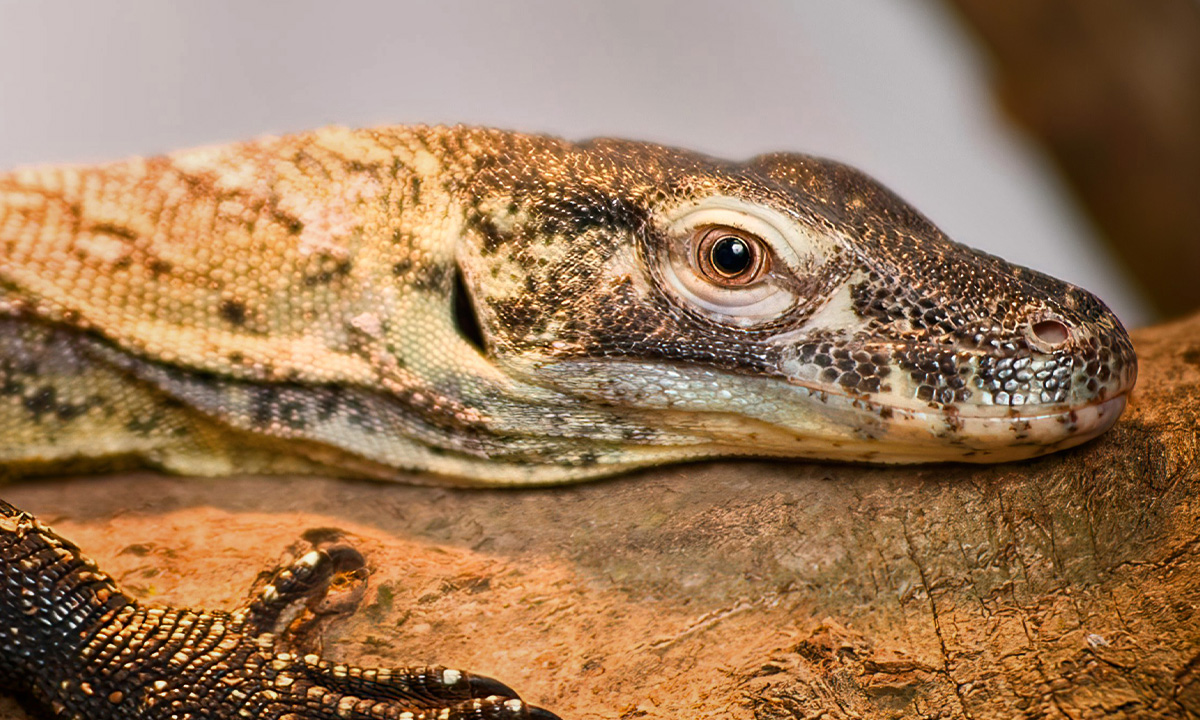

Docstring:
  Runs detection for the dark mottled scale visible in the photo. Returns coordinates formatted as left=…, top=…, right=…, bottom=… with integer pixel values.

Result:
left=0, top=501, right=558, bottom=720
left=838, top=372, right=862, bottom=388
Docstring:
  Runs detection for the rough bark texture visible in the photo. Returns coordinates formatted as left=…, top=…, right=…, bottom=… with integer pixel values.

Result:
left=3, top=313, right=1198, bottom=719
left=941, top=0, right=1200, bottom=319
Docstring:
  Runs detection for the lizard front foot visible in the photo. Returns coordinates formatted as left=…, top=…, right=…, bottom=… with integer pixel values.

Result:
left=0, top=501, right=562, bottom=720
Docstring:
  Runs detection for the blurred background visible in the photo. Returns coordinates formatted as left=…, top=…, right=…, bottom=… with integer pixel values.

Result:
left=3, top=0, right=1197, bottom=329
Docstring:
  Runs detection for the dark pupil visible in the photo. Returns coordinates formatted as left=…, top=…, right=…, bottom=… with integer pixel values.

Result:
left=711, top=236, right=752, bottom=276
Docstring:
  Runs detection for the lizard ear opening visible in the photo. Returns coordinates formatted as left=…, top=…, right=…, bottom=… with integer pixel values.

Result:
left=453, top=265, right=487, bottom=353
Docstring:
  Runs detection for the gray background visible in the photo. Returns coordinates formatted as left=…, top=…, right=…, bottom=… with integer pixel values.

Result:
left=0, top=0, right=1149, bottom=326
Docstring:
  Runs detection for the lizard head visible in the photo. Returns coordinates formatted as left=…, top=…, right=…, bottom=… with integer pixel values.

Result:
left=451, top=131, right=1136, bottom=475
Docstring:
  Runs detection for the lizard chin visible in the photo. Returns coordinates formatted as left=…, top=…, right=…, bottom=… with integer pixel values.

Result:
left=733, top=389, right=1130, bottom=464
left=663, top=389, right=1129, bottom=466
left=526, top=359, right=1130, bottom=467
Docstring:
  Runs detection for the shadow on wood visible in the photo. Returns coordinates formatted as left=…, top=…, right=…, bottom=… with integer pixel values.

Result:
left=3, top=314, right=1198, bottom=719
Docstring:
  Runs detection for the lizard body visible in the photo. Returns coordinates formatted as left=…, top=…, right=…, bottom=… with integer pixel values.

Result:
left=0, top=125, right=1136, bottom=485
left=0, top=126, right=1137, bottom=719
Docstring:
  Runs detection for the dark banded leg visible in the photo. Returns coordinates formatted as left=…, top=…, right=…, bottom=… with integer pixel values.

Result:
left=0, top=500, right=562, bottom=720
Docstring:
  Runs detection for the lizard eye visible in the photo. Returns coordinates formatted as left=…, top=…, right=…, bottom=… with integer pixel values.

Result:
left=695, top=227, right=769, bottom=286
left=655, top=198, right=822, bottom=327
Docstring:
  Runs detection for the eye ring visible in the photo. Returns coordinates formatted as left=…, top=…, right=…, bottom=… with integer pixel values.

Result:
left=655, top=197, right=840, bottom=327
left=694, top=226, right=770, bottom=286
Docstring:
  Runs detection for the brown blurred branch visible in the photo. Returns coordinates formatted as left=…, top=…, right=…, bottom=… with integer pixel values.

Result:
left=942, top=0, right=1200, bottom=319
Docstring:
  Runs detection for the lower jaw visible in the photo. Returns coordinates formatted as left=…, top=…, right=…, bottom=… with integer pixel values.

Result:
left=685, top=393, right=1130, bottom=465
left=522, top=359, right=1131, bottom=467
left=882, top=393, right=1129, bottom=463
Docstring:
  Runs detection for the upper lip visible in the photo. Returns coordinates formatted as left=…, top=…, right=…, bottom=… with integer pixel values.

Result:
left=783, top=374, right=1134, bottom=420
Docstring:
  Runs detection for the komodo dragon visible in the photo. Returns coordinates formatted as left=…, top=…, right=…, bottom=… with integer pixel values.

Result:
left=0, top=126, right=1137, bottom=719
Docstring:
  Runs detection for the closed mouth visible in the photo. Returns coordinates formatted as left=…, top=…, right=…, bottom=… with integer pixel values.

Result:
left=785, top=371, right=1131, bottom=419
left=773, top=378, right=1130, bottom=461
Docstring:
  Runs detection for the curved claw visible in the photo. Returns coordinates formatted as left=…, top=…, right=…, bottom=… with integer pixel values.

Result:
left=467, top=673, right=520, bottom=700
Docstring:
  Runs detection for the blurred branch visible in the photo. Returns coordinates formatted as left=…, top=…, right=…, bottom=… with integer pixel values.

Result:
left=942, top=0, right=1200, bottom=320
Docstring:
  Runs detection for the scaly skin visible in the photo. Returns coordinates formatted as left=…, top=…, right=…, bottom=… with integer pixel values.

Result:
left=0, top=501, right=559, bottom=720
left=0, top=125, right=1136, bottom=485
left=0, top=126, right=1139, bottom=718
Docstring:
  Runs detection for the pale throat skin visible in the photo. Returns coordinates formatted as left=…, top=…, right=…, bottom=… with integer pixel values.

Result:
left=0, top=125, right=1137, bottom=485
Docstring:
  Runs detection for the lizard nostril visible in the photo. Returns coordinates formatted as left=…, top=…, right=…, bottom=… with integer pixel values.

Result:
left=1031, top=319, right=1071, bottom=347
